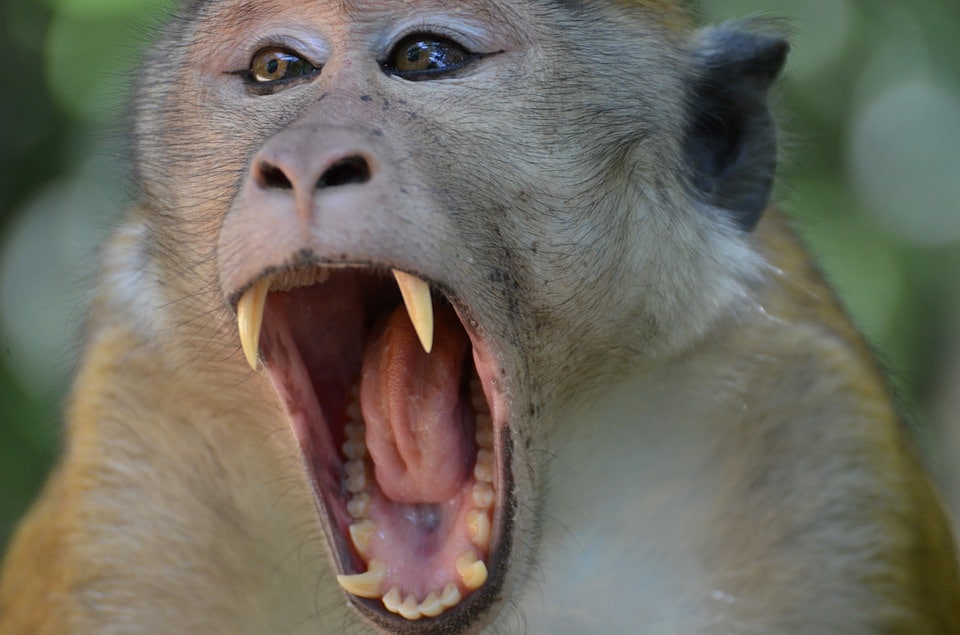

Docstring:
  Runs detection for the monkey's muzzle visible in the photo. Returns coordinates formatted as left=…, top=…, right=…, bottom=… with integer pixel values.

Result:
left=234, top=266, right=508, bottom=625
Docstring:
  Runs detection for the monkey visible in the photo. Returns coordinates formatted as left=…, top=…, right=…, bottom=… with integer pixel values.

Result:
left=1, top=0, right=958, bottom=633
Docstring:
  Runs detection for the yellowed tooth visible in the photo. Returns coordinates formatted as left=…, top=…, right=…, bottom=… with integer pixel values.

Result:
left=472, top=482, right=495, bottom=509
left=383, top=586, right=403, bottom=613
left=392, top=269, right=433, bottom=354
left=418, top=591, right=444, bottom=618
left=399, top=593, right=422, bottom=620
left=349, top=520, right=377, bottom=557
left=475, top=414, right=493, bottom=449
left=347, top=491, right=372, bottom=519
left=470, top=384, right=488, bottom=412
left=342, top=439, right=366, bottom=460
left=336, top=559, right=386, bottom=598
left=346, top=400, right=362, bottom=423
left=345, top=460, right=367, bottom=493
left=456, top=552, right=488, bottom=591
left=439, top=582, right=462, bottom=608
left=467, top=509, right=491, bottom=549
left=344, top=422, right=364, bottom=441
left=237, top=277, right=271, bottom=370
left=474, top=449, right=494, bottom=483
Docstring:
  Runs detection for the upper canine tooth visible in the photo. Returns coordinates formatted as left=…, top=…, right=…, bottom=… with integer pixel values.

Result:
left=336, top=560, right=386, bottom=598
left=392, top=269, right=434, bottom=354
left=237, top=278, right=271, bottom=370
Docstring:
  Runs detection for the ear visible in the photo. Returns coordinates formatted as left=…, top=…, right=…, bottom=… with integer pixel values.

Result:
left=683, top=23, right=789, bottom=231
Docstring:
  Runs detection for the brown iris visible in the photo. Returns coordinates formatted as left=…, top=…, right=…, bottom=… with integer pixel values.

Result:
left=387, top=35, right=473, bottom=79
left=250, top=48, right=317, bottom=83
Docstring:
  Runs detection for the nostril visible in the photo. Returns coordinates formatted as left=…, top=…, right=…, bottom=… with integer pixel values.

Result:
left=317, top=155, right=372, bottom=189
left=256, top=161, right=294, bottom=190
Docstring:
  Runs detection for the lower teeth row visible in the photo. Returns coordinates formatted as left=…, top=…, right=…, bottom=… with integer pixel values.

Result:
left=336, top=376, right=495, bottom=619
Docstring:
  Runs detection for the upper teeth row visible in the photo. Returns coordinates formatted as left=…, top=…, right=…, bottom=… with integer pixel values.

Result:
left=236, top=269, right=435, bottom=370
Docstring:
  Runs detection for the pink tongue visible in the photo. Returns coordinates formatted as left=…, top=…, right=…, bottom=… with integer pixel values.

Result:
left=360, top=303, right=471, bottom=503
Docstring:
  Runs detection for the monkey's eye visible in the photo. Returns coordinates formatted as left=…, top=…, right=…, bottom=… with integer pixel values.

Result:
left=248, top=48, right=319, bottom=84
left=383, top=34, right=477, bottom=80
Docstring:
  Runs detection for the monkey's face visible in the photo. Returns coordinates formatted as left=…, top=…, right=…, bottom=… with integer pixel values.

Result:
left=130, top=0, right=782, bottom=631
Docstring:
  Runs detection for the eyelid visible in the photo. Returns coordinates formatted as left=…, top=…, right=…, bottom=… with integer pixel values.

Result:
left=224, top=44, right=322, bottom=93
left=380, top=19, right=491, bottom=57
left=381, top=33, right=487, bottom=81
left=230, top=35, right=325, bottom=72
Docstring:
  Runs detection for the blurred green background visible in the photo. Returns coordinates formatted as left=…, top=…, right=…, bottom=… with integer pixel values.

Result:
left=1, top=0, right=959, bottom=553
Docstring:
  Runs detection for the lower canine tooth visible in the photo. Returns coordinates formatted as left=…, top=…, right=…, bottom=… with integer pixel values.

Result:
left=456, top=553, right=488, bottom=591
left=237, top=277, right=271, bottom=370
left=399, top=593, right=422, bottom=620
left=418, top=592, right=444, bottom=618
left=383, top=587, right=403, bottom=614
left=336, top=560, right=386, bottom=598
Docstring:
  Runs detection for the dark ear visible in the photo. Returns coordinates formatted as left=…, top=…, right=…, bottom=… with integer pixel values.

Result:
left=683, top=24, right=789, bottom=231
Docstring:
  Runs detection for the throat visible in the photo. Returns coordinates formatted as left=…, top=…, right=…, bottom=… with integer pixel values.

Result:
left=338, top=351, right=494, bottom=619
left=360, top=303, right=475, bottom=503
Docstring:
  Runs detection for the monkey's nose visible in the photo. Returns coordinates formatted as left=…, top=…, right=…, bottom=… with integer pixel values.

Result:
left=250, top=129, right=379, bottom=222
left=254, top=153, right=374, bottom=192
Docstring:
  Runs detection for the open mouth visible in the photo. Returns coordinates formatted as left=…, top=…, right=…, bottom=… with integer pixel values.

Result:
left=233, top=265, right=509, bottom=624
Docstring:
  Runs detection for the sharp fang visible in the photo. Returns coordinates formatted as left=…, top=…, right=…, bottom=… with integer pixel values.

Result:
left=392, top=269, right=434, bottom=354
left=336, top=560, right=386, bottom=598
left=456, top=553, right=489, bottom=591
left=237, top=278, right=271, bottom=370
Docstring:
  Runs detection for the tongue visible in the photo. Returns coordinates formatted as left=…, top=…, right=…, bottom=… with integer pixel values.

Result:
left=360, top=303, right=472, bottom=504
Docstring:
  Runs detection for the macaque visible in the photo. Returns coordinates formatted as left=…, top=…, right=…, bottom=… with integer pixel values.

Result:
left=2, top=0, right=958, bottom=633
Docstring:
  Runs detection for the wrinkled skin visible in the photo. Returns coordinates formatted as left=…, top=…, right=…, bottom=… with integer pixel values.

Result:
left=1, top=1, right=958, bottom=633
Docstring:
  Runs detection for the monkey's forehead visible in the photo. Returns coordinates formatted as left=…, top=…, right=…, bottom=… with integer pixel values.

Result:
left=181, top=0, right=693, bottom=28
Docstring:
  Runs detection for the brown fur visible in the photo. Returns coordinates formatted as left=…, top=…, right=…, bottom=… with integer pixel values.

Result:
left=1, top=1, right=958, bottom=633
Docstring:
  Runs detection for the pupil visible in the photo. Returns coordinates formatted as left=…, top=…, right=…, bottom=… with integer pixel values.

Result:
left=406, top=47, right=422, bottom=63
left=266, top=59, right=280, bottom=74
